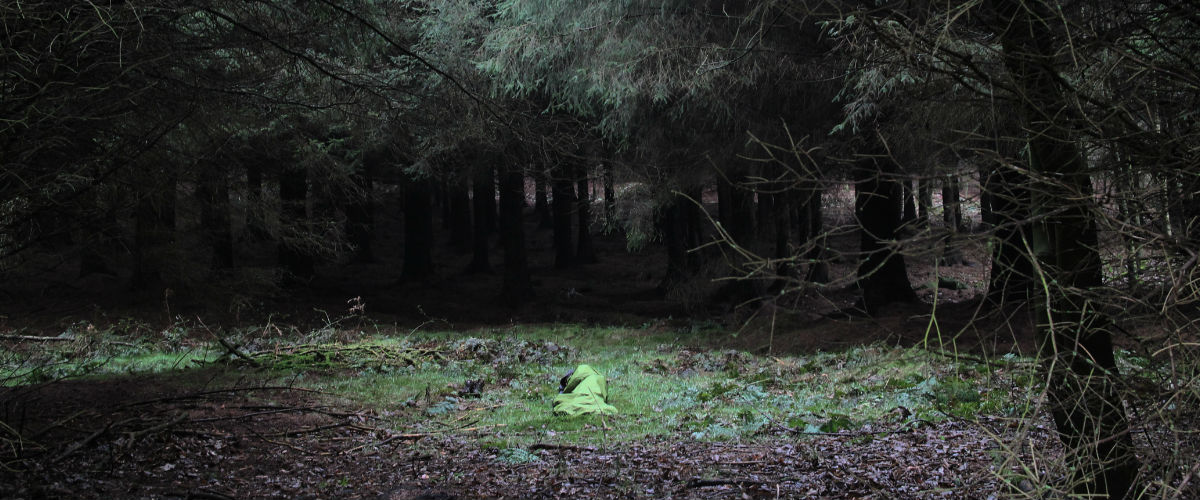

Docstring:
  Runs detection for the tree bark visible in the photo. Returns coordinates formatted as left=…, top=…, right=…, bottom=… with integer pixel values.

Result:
left=275, top=159, right=313, bottom=283
left=466, top=165, right=494, bottom=274
left=902, top=179, right=917, bottom=225
left=801, top=184, right=829, bottom=284
left=199, top=164, right=234, bottom=271
left=535, top=166, right=552, bottom=229
left=575, top=162, right=597, bottom=264
left=984, top=162, right=1033, bottom=305
left=656, top=195, right=690, bottom=295
left=244, top=156, right=269, bottom=243
left=345, top=156, right=375, bottom=264
left=996, top=1, right=1140, bottom=496
left=917, top=178, right=932, bottom=228
left=400, top=176, right=434, bottom=282
left=552, top=165, right=575, bottom=269
left=603, top=161, right=617, bottom=232
left=499, top=165, right=533, bottom=305
left=940, top=174, right=965, bottom=265
left=855, top=149, right=916, bottom=313
left=447, top=179, right=472, bottom=251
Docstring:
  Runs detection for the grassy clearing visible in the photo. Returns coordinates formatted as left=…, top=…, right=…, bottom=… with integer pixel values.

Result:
left=0, top=322, right=1090, bottom=451
left=217, top=324, right=1052, bottom=451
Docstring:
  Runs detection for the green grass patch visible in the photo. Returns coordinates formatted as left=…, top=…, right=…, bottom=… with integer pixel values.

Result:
left=0, top=322, right=1042, bottom=447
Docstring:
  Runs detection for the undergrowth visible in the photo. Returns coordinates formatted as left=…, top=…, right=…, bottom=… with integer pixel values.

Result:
left=0, top=321, right=1058, bottom=446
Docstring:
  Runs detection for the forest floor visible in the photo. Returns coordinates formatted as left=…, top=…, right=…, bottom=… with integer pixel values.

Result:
left=0, top=203, right=1187, bottom=499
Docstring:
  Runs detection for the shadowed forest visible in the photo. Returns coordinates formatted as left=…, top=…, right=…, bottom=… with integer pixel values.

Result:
left=2, top=1, right=1199, bottom=499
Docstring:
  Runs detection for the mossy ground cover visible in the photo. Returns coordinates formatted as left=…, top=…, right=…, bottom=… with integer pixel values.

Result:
left=1, top=322, right=1056, bottom=445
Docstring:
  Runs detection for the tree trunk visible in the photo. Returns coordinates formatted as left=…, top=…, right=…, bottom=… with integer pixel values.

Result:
left=79, top=187, right=117, bottom=277
left=997, top=1, right=1139, bottom=496
left=728, top=166, right=756, bottom=245
left=499, top=165, right=533, bottom=305
left=575, top=162, right=597, bottom=264
left=984, top=162, right=1033, bottom=305
left=978, top=165, right=994, bottom=229
left=447, top=179, right=472, bottom=251
left=244, top=158, right=269, bottom=243
left=466, top=165, right=494, bottom=274
left=603, top=161, right=617, bottom=232
left=199, top=165, right=234, bottom=270
left=940, top=174, right=964, bottom=265
left=535, top=166, right=552, bottom=230
left=855, top=151, right=916, bottom=313
left=277, top=161, right=313, bottom=281
left=902, top=179, right=917, bottom=225
left=656, top=195, right=690, bottom=295
left=400, top=176, right=434, bottom=282
left=345, top=158, right=375, bottom=264
left=552, top=165, right=575, bottom=269
left=802, top=184, right=829, bottom=284
left=917, top=178, right=932, bottom=228
left=773, top=188, right=791, bottom=277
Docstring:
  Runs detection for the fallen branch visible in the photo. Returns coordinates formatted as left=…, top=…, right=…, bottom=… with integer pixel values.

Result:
left=126, top=414, right=188, bottom=443
left=120, top=386, right=331, bottom=408
left=52, top=417, right=136, bottom=463
left=197, top=317, right=258, bottom=366
left=529, top=443, right=596, bottom=452
left=265, top=422, right=350, bottom=438
left=687, top=478, right=766, bottom=488
left=0, top=335, right=72, bottom=342
left=341, top=423, right=508, bottom=455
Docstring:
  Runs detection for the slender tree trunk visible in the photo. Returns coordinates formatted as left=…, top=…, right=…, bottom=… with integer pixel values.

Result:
left=940, top=174, right=964, bottom=265
left=773, top=188, right=791, bottom=277
left=277, top=160, right=313, bottom=281
left=756, top=191, right=774, bottom=241
left=400, top=176, right=434, bottom=282
left=575, top=163, right=597, bottom=264
left=603, top=161, right=617, bottom=232
left=447, top=179, right=472, bottom=251
left=657, top=196, right=690, bottom=295
left=345, top=159, right=375, bottom=264
left=979, top=165, right=994, bottom=229
left=984, top=161, right=1034, bottom=305
left=902, top=178, right=918, bottom=226
left=466, top=165, right=494, bottom=274
left=439, top=181, right=452, bottom=231
left=917, top=178, right=932, bottom=229
left=803, top=184, right=829, bottom=284
left=244, top=158, right=269, bottom=243
left=997, top=1, right=1139, bottom=496
left=718, top=174, right=734, bottom=231
left=684, top=184, right=704, bottom=271
left=79, top=185, right=117, bottom=277
left=535, top=166, right=552, bottom=230
left=552, top=165, right=575, bottom=269
left=499, top=165, right=533, bottom=305
left=199, top=165, right=234, bottom=270
left=855, top=150, right=916, bottom=313
left=728, top=166, right=755, bottom=245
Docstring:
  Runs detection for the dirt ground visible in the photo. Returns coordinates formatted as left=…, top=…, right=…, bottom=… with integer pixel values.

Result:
left=1, top=366, right=1049, bottom=500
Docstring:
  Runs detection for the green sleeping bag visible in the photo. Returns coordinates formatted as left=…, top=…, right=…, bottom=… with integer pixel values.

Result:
left=552, top=364, right=618, bottom=416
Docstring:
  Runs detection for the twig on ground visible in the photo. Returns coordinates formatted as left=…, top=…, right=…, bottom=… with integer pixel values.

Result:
left=529, top=443, right=596, bottom=452
left=265, top=422, right=350, bottom=438
left=120, top=386, right=331, bottom=408
left=126, top=414, right=188, bottom=443
left=197, top=317, right=258, bottom=366
left=0, top=335, right=72, bottom=342
left=52, top=417, right=135, bottom=463
left=686, top=477, right=766, bottom=488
